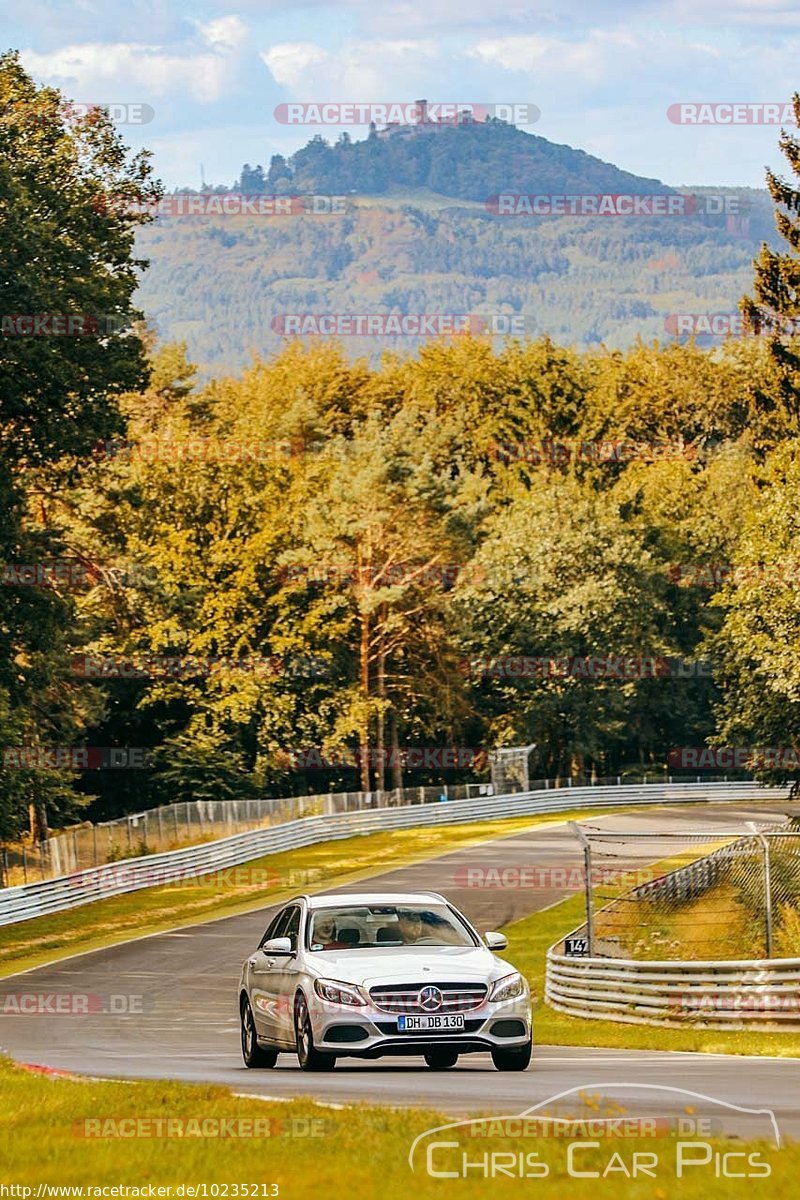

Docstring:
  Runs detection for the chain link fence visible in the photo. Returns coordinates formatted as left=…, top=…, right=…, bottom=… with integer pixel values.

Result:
left=1, top=784, right=491, bottom=886
left=0, top=771, right=764, bottom=889
left=562, top=818, right=800, bottom=961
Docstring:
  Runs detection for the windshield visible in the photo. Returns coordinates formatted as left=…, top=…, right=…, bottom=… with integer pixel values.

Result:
left=307, top=903, right=477, bottom=950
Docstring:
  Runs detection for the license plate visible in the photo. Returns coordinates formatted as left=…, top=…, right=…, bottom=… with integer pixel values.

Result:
left=397, top=1014, right=465, bottom=1032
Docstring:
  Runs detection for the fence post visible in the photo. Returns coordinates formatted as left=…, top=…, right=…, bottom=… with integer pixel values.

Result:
left=748, top=823, right=773, bottom=957
left=568, top=821, right=594, bottom=956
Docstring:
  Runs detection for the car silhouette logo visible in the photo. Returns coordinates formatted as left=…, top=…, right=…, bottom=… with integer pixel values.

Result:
left=418, top=985, right=443, bottom=1011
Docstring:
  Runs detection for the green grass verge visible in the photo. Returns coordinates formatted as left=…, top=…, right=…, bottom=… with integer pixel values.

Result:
left=0, top=807, right=625, bottom=979
left=0, top=1056, right=792, bottom=1197
left=505, top=890, right=800, bottom=1057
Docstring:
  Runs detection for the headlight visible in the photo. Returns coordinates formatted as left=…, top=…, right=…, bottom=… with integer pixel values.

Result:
left=488, top=972, right=526, bottom=1002
left=314, top=978, right=366, bottom=1007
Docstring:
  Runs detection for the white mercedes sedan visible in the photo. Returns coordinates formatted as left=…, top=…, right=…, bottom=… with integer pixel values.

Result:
left=238, top=891, right=532, bottom=1072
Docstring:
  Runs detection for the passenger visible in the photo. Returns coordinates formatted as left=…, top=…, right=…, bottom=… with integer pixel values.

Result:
left=397, top=910, right=425, bottom=944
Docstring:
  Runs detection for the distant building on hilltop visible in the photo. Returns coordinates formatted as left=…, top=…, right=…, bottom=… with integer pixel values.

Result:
left=375, top=99, right=477, bottom=140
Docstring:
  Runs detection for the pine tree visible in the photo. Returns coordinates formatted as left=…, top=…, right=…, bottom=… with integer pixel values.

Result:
left=741, top=92, right=800, bottom=418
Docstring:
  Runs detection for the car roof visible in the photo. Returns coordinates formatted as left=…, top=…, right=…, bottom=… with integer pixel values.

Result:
left=305, top=891, right=447, bottom=909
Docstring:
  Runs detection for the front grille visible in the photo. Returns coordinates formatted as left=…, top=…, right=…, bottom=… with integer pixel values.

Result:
left=369, top=982, right=488, bottom=1014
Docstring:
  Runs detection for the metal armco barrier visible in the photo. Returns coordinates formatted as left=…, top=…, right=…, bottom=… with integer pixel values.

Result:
left=547, top=804, right=800, bottom=1031
left=0, top=781, right=785, bottom=928
left=546, top=950, right=800, bottom=1031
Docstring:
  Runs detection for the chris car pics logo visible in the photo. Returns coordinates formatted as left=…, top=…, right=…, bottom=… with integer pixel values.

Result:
left=408, top=1084, right=779, bottom=1180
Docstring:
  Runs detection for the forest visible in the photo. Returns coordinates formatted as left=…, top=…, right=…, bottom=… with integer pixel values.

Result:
left=2, top=52, right=800, bottom=839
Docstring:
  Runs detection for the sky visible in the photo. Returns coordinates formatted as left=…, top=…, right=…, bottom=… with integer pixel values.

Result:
left=3, top=0, right=800, bottom=190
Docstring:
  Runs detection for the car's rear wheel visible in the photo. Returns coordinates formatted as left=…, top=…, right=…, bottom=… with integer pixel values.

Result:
left=424, top=1049, right=459, bottom=1070
left=491, top=1039, right=532, bottom=1071
left=240, top=998, right=278, bottom=1068
left=295, top=993, right=336, bottom=1072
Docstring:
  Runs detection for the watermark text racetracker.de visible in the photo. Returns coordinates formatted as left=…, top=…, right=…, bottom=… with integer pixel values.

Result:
left=69, top=653, right=330, bottom=680
left=0, top=100, right=155, bottom=125
left=92, top=436, right=305, bottom=464
left=71, top=1116, right=325, bottom=1139
left=487, top=192, right=746, bottom=218
left=271, top=313, right=531, bottom=337
left=278, top=561, right=486, bottom=588
left=461, top=655, right=715, bottom=680
left=669, top=746, right=800, bottom=771
left=451, top=865, right=655, bottom=889
left=667, top=102, right=798, bottom=124
left=92, top=193, right=349, bottom=218
left=490, top=437, right=695, bottom=464
left=668, top=562, right=800, bottom=586
left=274, top=746, right=487, bottom=771
left=273, top=101, right=540, bottom=126
left=1, top=560, right=156, bottom=589
left=0, top=992, right=148, bottom=1015
left=666, top=313, right=800, bottom=337
left=72, top=865, right=323, bottom=894
left=2, top=746, right=152, bottom=770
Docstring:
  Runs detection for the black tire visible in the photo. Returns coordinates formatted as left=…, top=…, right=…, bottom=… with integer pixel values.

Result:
left=295, top=993, right=336, bottom=1072
left=240, top=998, right=278, bottom=1069
left=424, top=1049, right=459, bottom=1070
left=491, top=1039, right=532, bottom=1072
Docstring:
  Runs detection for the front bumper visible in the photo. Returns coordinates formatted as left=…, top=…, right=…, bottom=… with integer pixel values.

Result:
left=311, top=994, right=532, bottom=1058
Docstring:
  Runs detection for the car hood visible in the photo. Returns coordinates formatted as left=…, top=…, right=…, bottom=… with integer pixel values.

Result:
left=307, top=944, right=512, bottom=986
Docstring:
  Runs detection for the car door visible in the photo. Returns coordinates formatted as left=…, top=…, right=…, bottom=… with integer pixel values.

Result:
left=249, top=907, right=290, bottom=1041
left=270, top=904, right=304, bottom=1046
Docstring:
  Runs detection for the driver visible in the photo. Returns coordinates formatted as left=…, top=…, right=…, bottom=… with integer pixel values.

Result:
left=313, top=914, right=344, bottom=949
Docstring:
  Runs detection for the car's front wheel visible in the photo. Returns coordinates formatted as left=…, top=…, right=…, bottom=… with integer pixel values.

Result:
left=424, top=1049, right=459, bottom=1070
left=491, top=1039, right=532, bottom=1071
left=295, top=993, right=336, bottom=1072
left=240, top=998, right=278, bottom=1068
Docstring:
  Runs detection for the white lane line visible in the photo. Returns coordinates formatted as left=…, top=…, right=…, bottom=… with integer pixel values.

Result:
left=91, top=1053, right=241, bottom=1059
left=231, top=1092, right=348, bottom=1110
left=535, top=1051, right=800, bottom=1063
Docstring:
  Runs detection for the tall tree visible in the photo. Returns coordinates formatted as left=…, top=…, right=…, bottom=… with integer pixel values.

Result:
left=741, top=93, right=800, bottom=437
left=0, top=53, right=161, bottom=840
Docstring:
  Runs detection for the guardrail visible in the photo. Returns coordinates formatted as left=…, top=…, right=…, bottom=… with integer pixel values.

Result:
left=0, top=781, right=786, bottom=928
left=546, top=804, right=800, bottom=1031
left=546, top=950, right=800, bottom=1030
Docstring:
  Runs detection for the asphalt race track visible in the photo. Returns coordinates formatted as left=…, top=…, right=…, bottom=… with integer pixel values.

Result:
left=1, top=800, right=798, bottom=1140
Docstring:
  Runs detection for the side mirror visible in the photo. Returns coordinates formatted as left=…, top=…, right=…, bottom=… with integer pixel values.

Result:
left=260, top=936, right=293, bottom=955
left=484, top=931, right=508, bottom=951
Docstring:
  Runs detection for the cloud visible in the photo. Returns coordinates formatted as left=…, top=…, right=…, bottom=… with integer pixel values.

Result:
left=466, top=30, right=682, bottom=85
left=21, top=16, right=250, bottom=103
left=195, top=15, right=249, bottom=55
left=261, top=38, right=439, bottom=97
left=261, top=42, right=330, bottom=89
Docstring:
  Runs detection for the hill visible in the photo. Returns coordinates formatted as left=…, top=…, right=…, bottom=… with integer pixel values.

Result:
left=133, top=123, right=779, bottom=375
left=261, top=119, right=670, bottom=200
